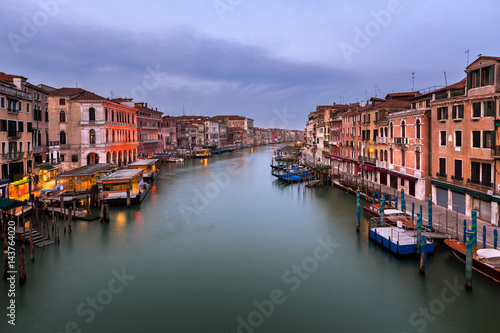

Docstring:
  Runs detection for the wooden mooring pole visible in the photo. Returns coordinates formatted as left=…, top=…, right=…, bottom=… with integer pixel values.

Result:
left=419, top=235, right=427, bottom=275
left=19, top=244, right=26, bottom=283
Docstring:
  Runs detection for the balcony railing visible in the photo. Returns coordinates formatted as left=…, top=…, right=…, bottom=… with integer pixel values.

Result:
left=436, top=172, right=447, bottom=179
left=1, top=151, right=24, bottom=161
left=7, top=108, right=19, bottom=114
left=48, top=141, right=60, bottom=147
left=33, top=146, right=43, bottom=153
left=394, top=137, right=408, bottom=145
left=8, top=131, right=22, bottom=139
left=467, top=178, right=493, bottom=187
left=376, top=160, right=387, bottom=169
left=451, top=175, right=464, bottom=181
left=492, top=145, right=500, bottom=157
left=358, top=156, right=376, bottom=164
left=376, top=137, right=388, bottom=144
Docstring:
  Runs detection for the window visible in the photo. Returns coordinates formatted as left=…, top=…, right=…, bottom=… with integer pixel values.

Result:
left=390, top=123, right=393, bottom=138
left=1, top=142, right=5, bottom=155
left=19, top=142, right=23, bottom=152
left=472, top=102, right=481, bottom=118
left=416, top=120, right=421, bottom=138
left=455, top=131, right=462, bottom=147
left=0, top=119, right=6, bottom=132
left=482, top=163, right=492, bottom=185
left=454, top=160, right=462, bottom=180
left=89, top=107, right=95, bottom=121
left=437, top=107, right=448, bottom=120
left=7, top=120, right=16, bottom=137
left=45, top=108, right=48, bottom=122
left=439, top=158, right=446, bottom=177
left=416, top=151, right=420, bottom=170
left=484, top=101, right=495, bottom=117
left=367, top=114, right=371, bottom=123
left=452, top=105, right=464, bottom=119
left=483, top=131, right=494, bottom=148
left=105, top=109, right=108, bottom=121
left=26, top=102, right=30, bottom=113
left=27, top=122, right=32, bottom=133
left=60, top=131, right=67, bottom=145
left=18, top=121, right=23, bottom=133
left=0, top=97, right=4, bottom=109
left=18, top=101, right=22, bottom=112
left=59, top=98, right=65, bottom=106
left=89, top=129, right=96, bottom=144
left=375, top=112, right=378, bottom=122
left=401, top=149, right=405, bottom=167
left=59, top=111, right=66, bottom=123
left=472, top=131, right=480, bottom=148
left=440, top=131, right=446, bottom=146
left=401, top=121, right=406, bottom=138
left=471, top=161, right=480, bottom=182
left=71, top=155, right=78, bottom=163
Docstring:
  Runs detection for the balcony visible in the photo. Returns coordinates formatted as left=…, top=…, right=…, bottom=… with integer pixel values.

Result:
left=2, top=151, right=24, bottom=161
left=467, top=178, right=493, bottom=188
left=394, top=137, right=408, bottom=145
left=376, top=137, right=388, bottom=144
left=358, top=156, right=376, bottom=164
left=7, top=108, right=19, bottom=114
left=436, top=172, right=447, bottom=179
left=48, top=141, right=60, bottom=149
left=33, top=146, right=43, bottom=154
left=26, top=150, right=32, bottom=156
left=492, top=145, right=500, bottom=158
left=451, top=175, right=464, bottom=182
left=0, top=85, right=31, bottom=99
left=376, top=160, right=387, bottom=169
left=7, top=131, right=22, bottom=139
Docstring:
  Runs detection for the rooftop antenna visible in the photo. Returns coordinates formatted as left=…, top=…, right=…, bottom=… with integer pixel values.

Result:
left=76, top=82, right=78, bottom=88
left=365, top=90, right=367, bottom=102
left=412, top=72, right=415, bottom=91
left=110, top=91, right=114, bottom=99
left=444, top=71, right=448, bottom=87
left=465, top=50, right=470, bottom=68
left=374, top=85, right=377, bottom=97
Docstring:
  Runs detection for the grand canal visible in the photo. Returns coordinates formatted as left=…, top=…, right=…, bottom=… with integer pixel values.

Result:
left=2, top=145, right=499, bottom=333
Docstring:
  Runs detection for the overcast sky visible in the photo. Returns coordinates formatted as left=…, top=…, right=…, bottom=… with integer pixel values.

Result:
left=1, top=0, right=499, bottom=129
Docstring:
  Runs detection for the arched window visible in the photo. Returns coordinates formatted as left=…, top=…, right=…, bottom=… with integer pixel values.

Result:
left=59, top=111, right=66, bottom=123
left=390, top=123, right=394, bottom=138
left=112, top=130, right=115, bottom=142
left=60, top=131, right=66, bottom=145
left=384, top=150, right=388, bottom=162
left=401, top=149, right=406, bottom=167
left=416, top=119, right=421, bottom=139
left=112, top=111, right=115, bottom=122
left=89, top=129, right=96, bottom=144
left=401, top=121, right=406, bottom=138
left=106, top=129, right=109, bottom=143
left=89, top=107, right=95, bottom=121
left=379, top=150, right=383, bottom=161
left=105, top=109, right=108, bottom=121
left=384, top=127, right=388, bottom=137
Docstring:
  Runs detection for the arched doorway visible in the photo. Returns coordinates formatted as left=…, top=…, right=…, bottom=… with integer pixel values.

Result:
left=112, top=151, right=117, bottom=165
left=106, top=152, right=111, bottom=163
left=128, top=150, right=132, bottom=163
left=87, top=152, right=99, bottom=165
left=118, top=151, right=122, bottom=167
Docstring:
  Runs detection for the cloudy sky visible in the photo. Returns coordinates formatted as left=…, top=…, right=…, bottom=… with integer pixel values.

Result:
left=1, top=0, right=499, bottom=129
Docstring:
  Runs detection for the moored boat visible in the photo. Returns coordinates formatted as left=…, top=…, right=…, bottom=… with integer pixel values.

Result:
left=444, top=239, right=500, bottom=283
left=195, top=149, right=212, bottom=158
left=363, top=204, right=416, bottom=229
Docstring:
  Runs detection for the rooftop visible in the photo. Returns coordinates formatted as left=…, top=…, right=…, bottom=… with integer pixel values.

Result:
left=101, top=169, right=143, bottom=182
left=58, top=163, right=117, bottom=177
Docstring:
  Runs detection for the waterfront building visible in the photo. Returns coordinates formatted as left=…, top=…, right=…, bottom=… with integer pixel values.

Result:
left=204, top=119, right=220, bottom=147
left=161, top=116, right=177, bottom=151
left=135, top=102, right=163, bottom=158
left=210, top=115, right=254, bottom=146
left=48, top=89, right=139, bottom=171
left=228, top=127, right=245, bottom=146
left=430, top=55, right=500, bottom=225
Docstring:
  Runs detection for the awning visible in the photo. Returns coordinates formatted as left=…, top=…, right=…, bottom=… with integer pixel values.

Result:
left=377, top=168, right=387, bottom=173
left=330, top=156, right=343, bottom=161
left=466, top=189, right=491, bottom=201
left=0, top=198, right=28, bottom=210
left=361, top=165, right=376, bottom=171
left=316, top=165, right=332, bottom=170
left=10, top=178, right=30, bottom=186
left=431, top=180, right=465, bottom=193
left=40, top=165, right=57, bottom=171
left=386, top=170, right=418, bottom=182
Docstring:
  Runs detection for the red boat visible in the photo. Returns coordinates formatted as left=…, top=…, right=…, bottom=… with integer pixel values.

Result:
left=363, top=204, right=417, bottom=229
left=445, top=239, right=500, bottom=283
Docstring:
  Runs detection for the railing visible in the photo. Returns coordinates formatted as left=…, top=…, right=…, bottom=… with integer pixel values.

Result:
left=0, top=85, right=31, bottom=99
left=48, top=141, right=60, bottom=147
left=376, top=160, right=387, bottom=169
left=8, top=131, right=22, bottom=139
left=492, top=145, right=500, bottom=157
left=451, top=175, right=463, bottom=181
left=467, top=178, right=493, bottom=187
left=376, top=137, right=388, bottom=144
left=436, top=172, right=447, bottom=178
left=414, top=170, right=422, bottom=178
left=33, top=146, right=42, bottom=153
left=394, top=137, right=408, bottom=145
left=2, top=151, right=24, bottom=161
left=400, top=166, right=406, bottom=174
left=26, top=150, right=32, bottom=156
left=358, top=156, right=376, bottom=164
left=7, top=108, right=19, bottom=114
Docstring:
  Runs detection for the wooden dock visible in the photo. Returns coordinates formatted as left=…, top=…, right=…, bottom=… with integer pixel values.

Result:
left=49, top=207, right=99, bottom=221
left=369, top=226, right=434, bottom=256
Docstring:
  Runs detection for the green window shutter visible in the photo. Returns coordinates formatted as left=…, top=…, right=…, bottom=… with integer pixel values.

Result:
left=27, top=122, right=32, bottom=133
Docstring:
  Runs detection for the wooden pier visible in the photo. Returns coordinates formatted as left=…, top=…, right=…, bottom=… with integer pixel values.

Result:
left=16, top=227, right=53, bottom=247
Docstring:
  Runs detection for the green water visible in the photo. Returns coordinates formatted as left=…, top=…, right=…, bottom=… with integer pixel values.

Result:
left=2, top=145, right=499, bottom=333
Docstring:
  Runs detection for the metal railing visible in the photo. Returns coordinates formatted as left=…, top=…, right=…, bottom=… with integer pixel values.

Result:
left=467, top=178, right=493, bottom=187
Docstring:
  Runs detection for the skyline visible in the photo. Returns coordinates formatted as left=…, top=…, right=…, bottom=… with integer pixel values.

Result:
left=2, top=0, right=499, bottom=129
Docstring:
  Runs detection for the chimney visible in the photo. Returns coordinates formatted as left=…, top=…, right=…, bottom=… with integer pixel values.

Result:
left=145, top=103, right=148, bottom=108
left=361, top=101, right=365, bottom=107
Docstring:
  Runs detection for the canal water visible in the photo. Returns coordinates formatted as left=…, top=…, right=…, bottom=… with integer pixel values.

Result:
left=2, top=145, right=500, bottom=333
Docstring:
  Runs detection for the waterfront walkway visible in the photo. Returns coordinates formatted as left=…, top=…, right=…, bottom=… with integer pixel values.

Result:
left=343, top=177, right=500, bottom=249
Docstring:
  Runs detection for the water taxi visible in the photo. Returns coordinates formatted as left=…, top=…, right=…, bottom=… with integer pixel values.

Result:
left=127, top=158, right=160, bottom=182
left=100, top=169, right=151, bottom=205
left=195, top=149, right=212, bottom=158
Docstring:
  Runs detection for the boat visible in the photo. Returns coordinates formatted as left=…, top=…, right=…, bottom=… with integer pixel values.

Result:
left=165, top=157, right=184, bottom=163
left=100, top=169, right=151, bottom=205
left=444, top=239, right=500, bottom=283
left=363, top=204, right=416, bottom=229
left=195, top=149, right=212, bottom=158
left=277, top=173, right=314, bottom=183
left=127, top=158, right=161, bottom=182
